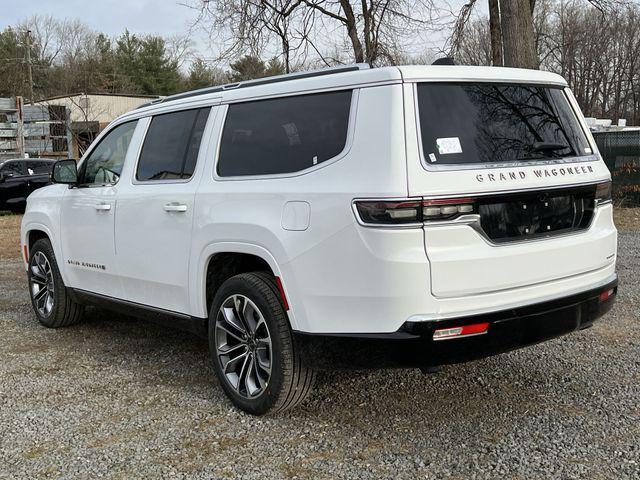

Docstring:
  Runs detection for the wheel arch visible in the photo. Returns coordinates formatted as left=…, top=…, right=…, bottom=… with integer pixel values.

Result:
left=21, top=222, right=69, bottom=282
left=27, top=229, right=50, bottom=252
left=192, top=242, right=300, bottom=330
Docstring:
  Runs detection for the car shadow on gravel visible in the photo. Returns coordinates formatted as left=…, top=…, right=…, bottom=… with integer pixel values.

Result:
left=61, top=305, right=592, bottom=423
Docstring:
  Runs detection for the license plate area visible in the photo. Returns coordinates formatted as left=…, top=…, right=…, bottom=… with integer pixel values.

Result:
left=478, top=186, right=596, bottom=243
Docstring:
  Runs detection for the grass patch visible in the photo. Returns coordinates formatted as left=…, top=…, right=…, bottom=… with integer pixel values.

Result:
left=0, top=213, right=22, bottom=261
left=614, top=207, right=640, bottom=231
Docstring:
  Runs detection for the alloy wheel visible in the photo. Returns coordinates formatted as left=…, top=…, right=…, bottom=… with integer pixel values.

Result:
left=215, top=294, right=273, bottom=399
left=29, top=251, right=55, bottom=317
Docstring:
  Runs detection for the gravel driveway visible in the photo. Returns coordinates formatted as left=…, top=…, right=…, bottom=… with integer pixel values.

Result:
left=1, top=215, right=638, bottom=479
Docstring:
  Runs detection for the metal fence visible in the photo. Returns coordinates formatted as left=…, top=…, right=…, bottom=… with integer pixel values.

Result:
left=0, top=96, right=71, bottom=160
left=592, top=130, right=640, bottom=206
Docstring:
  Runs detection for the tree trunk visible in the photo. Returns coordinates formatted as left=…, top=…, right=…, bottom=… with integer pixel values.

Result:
left=339, top=0, right=365, bottom=63
left=361, top=0, right=373, bottom=64
left=499, top=0, right=539, bottom=69
left=488, top=0, right=503, bottom=66
left=282, top=34, right=291, bottom=73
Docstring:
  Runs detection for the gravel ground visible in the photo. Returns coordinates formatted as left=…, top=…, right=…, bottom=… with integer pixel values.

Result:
left=1, top=215, right=639, bottom=479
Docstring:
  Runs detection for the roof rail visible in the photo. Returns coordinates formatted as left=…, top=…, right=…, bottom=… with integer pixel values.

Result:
left=140, top=63, right=370, bottom=108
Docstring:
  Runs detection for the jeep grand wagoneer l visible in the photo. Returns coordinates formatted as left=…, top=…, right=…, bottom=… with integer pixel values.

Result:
left=21, top=64, right=617, bottom=414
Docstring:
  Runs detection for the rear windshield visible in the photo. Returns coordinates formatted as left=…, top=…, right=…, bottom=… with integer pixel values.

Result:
left=416, top=83, right=592, bottom=166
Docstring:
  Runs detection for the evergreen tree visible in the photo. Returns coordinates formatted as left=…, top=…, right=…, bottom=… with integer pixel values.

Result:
left=113, top=31, right=183, bottom=95
left=228, top=55, right=285, bottom=82
left=186, top=58, right=227, bottom=90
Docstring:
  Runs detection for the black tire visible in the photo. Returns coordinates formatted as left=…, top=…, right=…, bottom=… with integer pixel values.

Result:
left=27, top=238, right=84, bottom=328
left=208, top=272, right=315, bottom=415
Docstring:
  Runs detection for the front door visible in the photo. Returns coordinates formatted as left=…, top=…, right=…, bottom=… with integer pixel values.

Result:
left=59, top=120, right=140, bottom=297
left=115, top=107, right=213, bottom=314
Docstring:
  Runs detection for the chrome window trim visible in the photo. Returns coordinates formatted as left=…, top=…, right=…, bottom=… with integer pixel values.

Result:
left=411, top=82, right=599, bottom=172
left=212, top=89, right=359, bottom=181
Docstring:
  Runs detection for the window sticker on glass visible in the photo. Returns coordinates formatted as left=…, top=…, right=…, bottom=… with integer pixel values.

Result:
left=436, top=137, right=462, bottom=155
left=428, top=153, right=437, bottom=163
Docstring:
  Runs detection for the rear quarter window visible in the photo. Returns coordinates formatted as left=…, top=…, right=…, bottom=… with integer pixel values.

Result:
left=416, top=83, right=591, bottom=166
left=217, top=90, right=352, bottom=177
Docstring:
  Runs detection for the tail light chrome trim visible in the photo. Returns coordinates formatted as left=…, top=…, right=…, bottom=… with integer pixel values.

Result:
left=352, top=197, right=477, bottom=228
left=354, top=181, right=609, bottom=232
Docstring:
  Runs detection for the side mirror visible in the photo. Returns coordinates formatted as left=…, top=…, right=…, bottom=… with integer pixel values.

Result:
left=0, top=172, right=5, bottom=183
left=52, top=159, right=78, bottom=185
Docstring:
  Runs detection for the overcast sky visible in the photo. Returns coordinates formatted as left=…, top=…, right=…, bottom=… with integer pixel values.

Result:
left=2, top=0, right=198, bottom=39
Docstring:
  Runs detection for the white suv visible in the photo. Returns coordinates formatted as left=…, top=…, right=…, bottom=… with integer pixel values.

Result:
left=21, top=64, right=618, bottom=414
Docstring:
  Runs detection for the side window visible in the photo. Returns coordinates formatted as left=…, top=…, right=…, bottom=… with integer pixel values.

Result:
left=1, top=161, right=24, bottom=176
left=79, top=121, right=137, bottom=186
left=27, top=161, right=54, bottom=174
left=217, top=90, right=353, bottom=177
left=136, top=108, right=210, bottom=181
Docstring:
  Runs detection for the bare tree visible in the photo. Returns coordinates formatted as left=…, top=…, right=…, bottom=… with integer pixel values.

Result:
left=451, top=0, right=629, bottom=70
left=183, top=0, right=309, bottom=72
left=185, top=0, right=443, bottom=67
left=456, top=17, right=492, bottom=66
left=499, top=0, right=538, bottom=68
left=488, top=0, right=502, bottom=65
left=166, top=34, right=196, bottom=71
left=456, top=0, right=640, bottom=125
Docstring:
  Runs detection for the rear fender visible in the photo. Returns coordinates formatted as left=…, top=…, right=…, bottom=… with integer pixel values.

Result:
left=190, top=242, right=299, bottom=329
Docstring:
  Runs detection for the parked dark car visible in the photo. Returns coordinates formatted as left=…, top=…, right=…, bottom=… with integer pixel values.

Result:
left=0, top=158, right=56, bottom=213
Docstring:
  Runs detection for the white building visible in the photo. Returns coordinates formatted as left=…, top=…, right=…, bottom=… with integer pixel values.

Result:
left=39, top=93, right=159, bottom=157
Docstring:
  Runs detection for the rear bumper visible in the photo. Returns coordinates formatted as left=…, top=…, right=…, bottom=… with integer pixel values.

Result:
left=293, top=276, right=618, bottom=370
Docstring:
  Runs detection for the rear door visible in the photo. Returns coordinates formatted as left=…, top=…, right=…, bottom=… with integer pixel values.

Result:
left=114, top=107, right=213, bottom=314
left=403, top=81, right=616, bottom=298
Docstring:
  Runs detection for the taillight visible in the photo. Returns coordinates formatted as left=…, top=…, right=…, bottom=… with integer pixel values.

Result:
left=422, top=197, right=476, bottom=221
left=354, top=200, right=422, bottom=225
left=354, top=198, right=477, bottom=226
left=595, top=181, right=612, bottom=204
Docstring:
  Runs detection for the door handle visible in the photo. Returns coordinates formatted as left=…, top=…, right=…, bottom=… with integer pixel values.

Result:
left=163, top=202, right=188, bottom=213
left=94, top=202, right=111, bottom=211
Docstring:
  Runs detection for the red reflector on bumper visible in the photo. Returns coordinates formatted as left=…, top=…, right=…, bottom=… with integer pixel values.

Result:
left=433, top=322, right=489, bottom=341
left=599, top=288, right=615, bottom=302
